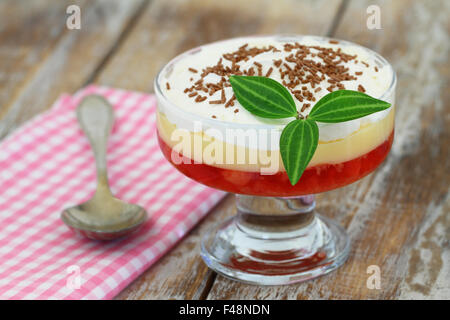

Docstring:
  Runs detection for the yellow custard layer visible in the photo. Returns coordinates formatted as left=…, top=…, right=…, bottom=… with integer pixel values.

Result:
left=157, top=108, right=395, bottom=174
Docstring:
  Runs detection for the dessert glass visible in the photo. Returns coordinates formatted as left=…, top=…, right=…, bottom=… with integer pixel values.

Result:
left=154, top=35, right=396, bottom=285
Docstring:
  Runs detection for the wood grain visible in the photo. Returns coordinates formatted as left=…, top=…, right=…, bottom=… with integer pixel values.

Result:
left=0, top=0, right=70, bottom=121
left=112, top=0, right=343, bottom=299
left=95, top=0, right=343, bottom=92
left=206, top=0, right=450, bottom=299
left=0, top=0, right=146, bottom=138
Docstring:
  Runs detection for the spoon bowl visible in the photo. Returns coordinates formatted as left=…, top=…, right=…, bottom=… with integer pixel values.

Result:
left=61, top=199, right=147, bottom=241
left=61, top=95, right=148, bottom=240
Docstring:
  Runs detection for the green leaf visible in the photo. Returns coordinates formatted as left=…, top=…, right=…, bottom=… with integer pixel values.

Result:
left=229, top=75, right=297, bottom=119
left=280, top=119, right=319, bottom=186
left=308, top=90, right=391, bottom=123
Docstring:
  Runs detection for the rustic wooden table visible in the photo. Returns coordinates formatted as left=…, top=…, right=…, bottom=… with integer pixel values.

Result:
left=0, top=0, right=448, bottom=300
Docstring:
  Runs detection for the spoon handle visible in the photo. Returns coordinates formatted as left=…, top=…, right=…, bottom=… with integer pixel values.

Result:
left=77, top=95, right=114, bottom=193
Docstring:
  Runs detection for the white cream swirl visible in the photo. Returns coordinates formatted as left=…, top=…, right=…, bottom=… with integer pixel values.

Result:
left=158, top=35, right=394, bottom=143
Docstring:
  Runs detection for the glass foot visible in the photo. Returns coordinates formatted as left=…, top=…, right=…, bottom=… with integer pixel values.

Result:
left=201, top=195, right=350, bottom=285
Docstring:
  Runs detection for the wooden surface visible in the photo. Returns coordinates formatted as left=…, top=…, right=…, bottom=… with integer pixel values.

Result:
left=0, top=0, right=448, bottom=300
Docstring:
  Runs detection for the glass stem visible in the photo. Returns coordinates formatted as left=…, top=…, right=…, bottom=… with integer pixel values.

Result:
left=235, top=195, right=316, bottom=239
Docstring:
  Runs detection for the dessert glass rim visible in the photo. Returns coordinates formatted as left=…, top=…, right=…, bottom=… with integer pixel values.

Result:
left=154, top=34, right=397, bottom=131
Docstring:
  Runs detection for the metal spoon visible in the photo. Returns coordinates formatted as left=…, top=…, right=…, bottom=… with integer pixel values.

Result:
left=61, top=95, right=147, bottom=240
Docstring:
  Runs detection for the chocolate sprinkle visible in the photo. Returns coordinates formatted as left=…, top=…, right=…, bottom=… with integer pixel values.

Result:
left=181, top=41, right=373, bottom=115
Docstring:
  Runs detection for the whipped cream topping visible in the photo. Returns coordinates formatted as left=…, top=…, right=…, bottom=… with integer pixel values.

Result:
left=158, top=35, right=394, bottom=142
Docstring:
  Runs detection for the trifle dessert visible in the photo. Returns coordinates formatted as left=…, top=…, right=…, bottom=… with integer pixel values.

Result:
left=155, top=35, right=396, bottom=284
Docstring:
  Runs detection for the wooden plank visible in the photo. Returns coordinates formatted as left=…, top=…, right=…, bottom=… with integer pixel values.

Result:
left=0, top=0, right=74, bottom=121
left=207, top=0, right=450, bottom=299
left=96, top=0, right=343, bottom=91
left=112, top=0, right=343, bottom=299
left=398, top=196, right=449, bottom=299
left=0, top=0, right=146, bottom=138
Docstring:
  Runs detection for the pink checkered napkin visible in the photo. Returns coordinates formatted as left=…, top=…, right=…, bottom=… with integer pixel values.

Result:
left=0, top=85, right=225, bottom=300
